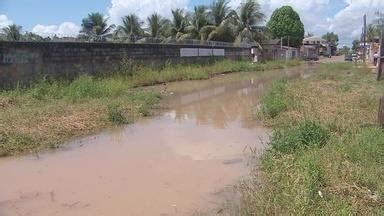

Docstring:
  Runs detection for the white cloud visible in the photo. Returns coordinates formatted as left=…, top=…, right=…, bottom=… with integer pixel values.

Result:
left=107, top=0, right=189, bottom=24
left=0, top=14, right=13, bottom=29
left=32, top=22, right=80, bottom=37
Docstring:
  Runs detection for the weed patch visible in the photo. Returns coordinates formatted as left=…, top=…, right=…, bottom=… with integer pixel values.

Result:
left=261, top=78, right=290, bottom=118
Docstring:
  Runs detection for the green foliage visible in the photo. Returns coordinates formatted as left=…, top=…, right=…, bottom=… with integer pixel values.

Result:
left=266, top=6, right=304, bottom=48
left=270, top=120, right=330, bottom=153
left=2, top=24, right=22, bottom=41
left=261, top=78, right=289, bottom=118
left=116, top=14, right=144, bottom=42
left=107, top=104, right=129, bottom=125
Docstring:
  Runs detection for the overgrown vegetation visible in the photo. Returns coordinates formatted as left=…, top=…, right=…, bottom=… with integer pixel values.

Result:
left=260, top=78, right=290, bottom=118
left=0, top=59, right=300, bottom=156
left=241, top=63, right=384, bottom=215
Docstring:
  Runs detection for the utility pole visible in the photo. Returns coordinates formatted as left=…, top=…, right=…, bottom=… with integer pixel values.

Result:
left=363, top=14, right=367, bottom=63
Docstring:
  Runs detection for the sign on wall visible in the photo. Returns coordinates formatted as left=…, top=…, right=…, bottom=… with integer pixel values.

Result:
left=180, top=48, right=225, bottom=57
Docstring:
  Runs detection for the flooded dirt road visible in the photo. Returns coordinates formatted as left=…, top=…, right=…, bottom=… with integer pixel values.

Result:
left=0, top=65, right=312, bottom=216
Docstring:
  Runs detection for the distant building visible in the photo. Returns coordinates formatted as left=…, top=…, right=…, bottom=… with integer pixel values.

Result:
left=301, top=36, right=328, bottom=58
left=260, top=39, right=299, bottom=61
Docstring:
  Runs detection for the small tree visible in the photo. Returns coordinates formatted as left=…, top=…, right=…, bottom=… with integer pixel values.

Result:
left=322, top=32, right=339, bottom=55
left=352, top=39, right=360, bottom=51
left=266, top=6, right=304, bottom=48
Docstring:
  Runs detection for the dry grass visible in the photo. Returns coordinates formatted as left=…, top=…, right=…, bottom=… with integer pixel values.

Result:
left=0, top=59, right=300, bottom=156
left=241, top=63, right=384, bottom=215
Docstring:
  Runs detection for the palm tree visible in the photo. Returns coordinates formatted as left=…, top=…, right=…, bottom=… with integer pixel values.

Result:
left=116, top=14, right=144, bottom=42
left=210, top=0, right=231, bottom=26
left=232, top=0, right=264, bottom=43
left=81, top=12, right=115, bottom=41
left=367, top=24, right=379, bottom=42
left=24, top=32, right=44, bottom=41
left=146, top=13, right=171, bottom=38
left=171, top=9, right=188, bottom=39
left=182, top=5, right=210, bottom=40
left=2, top=24, right=22, bottom=41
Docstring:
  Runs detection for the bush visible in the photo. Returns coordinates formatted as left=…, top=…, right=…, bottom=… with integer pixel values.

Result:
left=64, top=76, right=105, bottom=101
left=107, top=104, right=128, bottom=125
left=270, top=120, right=330, bottom=153
left=261, top=78, right=289, bottom=118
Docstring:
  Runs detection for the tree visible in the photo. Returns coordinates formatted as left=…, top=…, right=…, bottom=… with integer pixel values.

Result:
left=339, top=46, right=350, bottom=55
left=266, top=6, right=304, bottom=48
left=171, top=9, right=188, bottom=39
left=322, top=32, right=338, bottom=55
left=200, top=0, right=236, bottom=42
left=24, top=32, right=44, bottom=41
left=209, top=0, right=231, bottom=26
left=2, top=24, right=22, bottom=41
left=367, top=24, right=379, bottom=42
left=146, top=13, right=171, bottom=38
left=182, top=5, right=210, bottom=40
left=116, top=14, right=143, bottom=42
left=352, top=39, right=360, bottom=51
left=80, top=12, right=115, bottom=41
left=232, top=0, right=264, bottom=43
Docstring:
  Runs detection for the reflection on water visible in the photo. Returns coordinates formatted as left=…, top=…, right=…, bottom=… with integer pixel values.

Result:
left=0, top=64, right=314, bottom=216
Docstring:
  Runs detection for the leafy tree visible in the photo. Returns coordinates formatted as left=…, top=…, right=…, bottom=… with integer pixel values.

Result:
left=352, top=39, right=360, bottom=51
left=322, top=32, right=338, bottom=54
left=322, top=32, right=338, bottom=45
left=116, top=14, right=144, bottom=42
left=81, top=12, right=115, bottom=41
left=146, top=13, right=171, bottom=38
left=2, top=24, right=22, bottom=41
left=339, top=46, right=350, bottom=55
left=266, top=6, right=304, bottom=48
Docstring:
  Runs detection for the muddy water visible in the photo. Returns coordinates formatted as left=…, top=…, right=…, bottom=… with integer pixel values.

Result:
left=0, top=66, right=312, bottom=216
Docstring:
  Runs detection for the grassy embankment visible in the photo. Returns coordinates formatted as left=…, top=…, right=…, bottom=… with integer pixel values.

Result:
left=241, top=63, right=384, bottom=215
left=0, top=59, right=300, bottom=156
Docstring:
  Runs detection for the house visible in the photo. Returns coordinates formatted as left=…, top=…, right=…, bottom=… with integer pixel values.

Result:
left=301, top=36, right=328, bottom=56
left=260, top=39, right=300, bottom=61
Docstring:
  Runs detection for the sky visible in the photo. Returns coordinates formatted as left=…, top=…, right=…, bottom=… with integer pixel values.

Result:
left=1, top=0, right=383, bottom=47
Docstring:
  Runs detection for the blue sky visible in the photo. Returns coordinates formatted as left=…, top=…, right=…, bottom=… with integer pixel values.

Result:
left=1, top=0, right=383, bottom=46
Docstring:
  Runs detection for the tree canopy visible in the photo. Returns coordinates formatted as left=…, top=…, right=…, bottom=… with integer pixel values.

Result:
left=266, top=6, right=304, bottom=48
left=2, top=24, right=23, bottom=41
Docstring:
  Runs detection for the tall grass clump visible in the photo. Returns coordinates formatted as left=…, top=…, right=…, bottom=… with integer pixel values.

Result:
left=107, top=103, right=129, bottom=125
left=270, top=120, right=330, bottom=154
left=261, top=78, right=290, bottom=118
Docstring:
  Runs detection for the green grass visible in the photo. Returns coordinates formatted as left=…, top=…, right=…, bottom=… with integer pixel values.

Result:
left=0, top=59, right=300, bottom=156
left=241, top=63, right=384, bottom=215
left=260, top=78, right=290, bottom=118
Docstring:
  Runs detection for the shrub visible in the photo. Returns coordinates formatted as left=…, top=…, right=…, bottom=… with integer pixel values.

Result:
left=64, top=76, right=105, bottom=101
left=107, top=104, right=128, bottom=125
left=270, top=120, right=330, bottom=153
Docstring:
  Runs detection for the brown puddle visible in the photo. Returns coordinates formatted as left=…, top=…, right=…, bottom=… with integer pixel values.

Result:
left=0, top=65, right=313, bottom=216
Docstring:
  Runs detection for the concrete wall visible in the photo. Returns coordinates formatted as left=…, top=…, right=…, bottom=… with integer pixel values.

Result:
left=0, top=42, right=251, bottom=89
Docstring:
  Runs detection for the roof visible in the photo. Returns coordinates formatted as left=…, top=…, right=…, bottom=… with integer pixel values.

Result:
left=303, top=36, right=326, bottom=43
left=262, top=39, right=281, bottom=45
